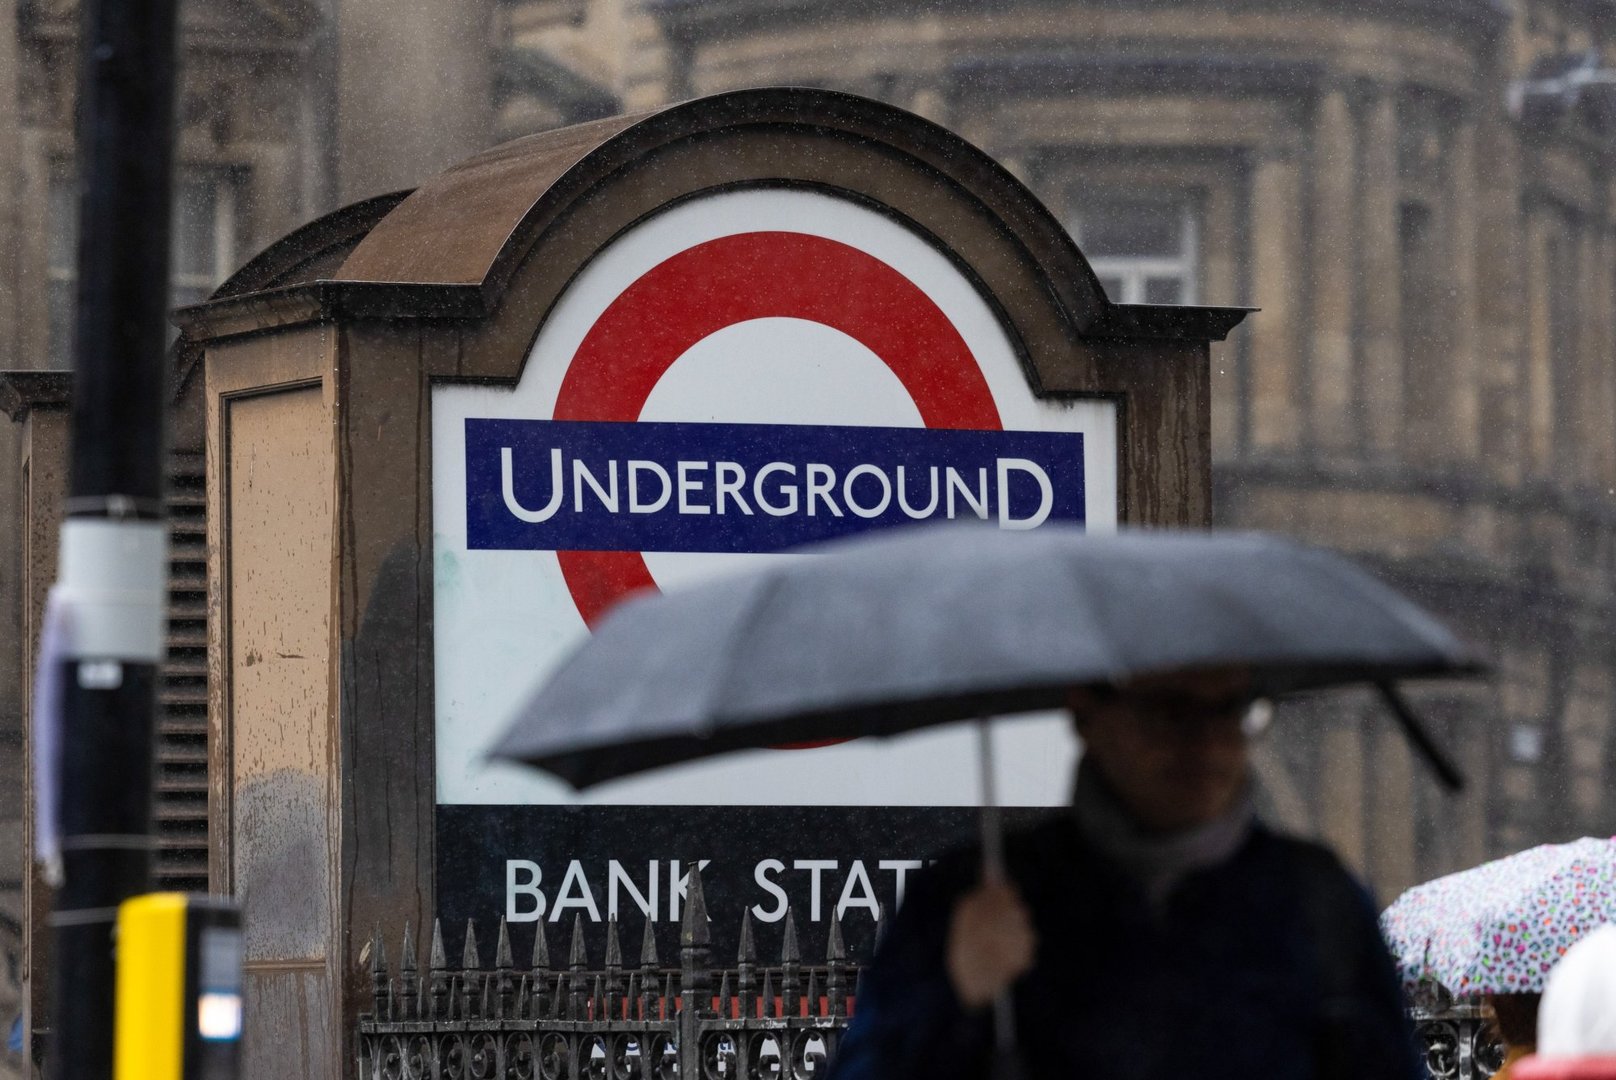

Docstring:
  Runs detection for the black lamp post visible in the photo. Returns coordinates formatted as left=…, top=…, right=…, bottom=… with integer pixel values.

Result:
left=47, top=3, right=178, bottom=1078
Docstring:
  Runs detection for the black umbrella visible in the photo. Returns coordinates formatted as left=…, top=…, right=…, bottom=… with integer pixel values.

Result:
left=492, top=522, right=1483, bottom=790
left=491, top=521, right=1484, bottom=1065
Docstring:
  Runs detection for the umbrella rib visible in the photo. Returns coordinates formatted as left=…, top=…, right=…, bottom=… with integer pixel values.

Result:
left=492, top=523, right=1486, bottom=796
left=697, top=571, right=789, bottom=737
left=1050, top=552, right=1131, bottom=687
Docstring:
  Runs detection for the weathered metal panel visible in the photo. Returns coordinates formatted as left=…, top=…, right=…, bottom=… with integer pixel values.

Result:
left=221, top=376, right=337, bottom=1080
left=228, top=384, right=334, bottom=956
left=242, top=964, right=336, bottom=1080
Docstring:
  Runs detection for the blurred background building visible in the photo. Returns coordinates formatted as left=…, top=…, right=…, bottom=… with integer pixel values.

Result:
left=1, top=0, right=1614, bottom=1068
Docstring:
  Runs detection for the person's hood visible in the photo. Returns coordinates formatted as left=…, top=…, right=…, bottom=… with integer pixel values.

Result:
left=1514, top=1062, right=1616, bottom=1080
left=1540, top=924, right=1616, bottom=1056
left=1514, top=923, right=1616, bottom=1080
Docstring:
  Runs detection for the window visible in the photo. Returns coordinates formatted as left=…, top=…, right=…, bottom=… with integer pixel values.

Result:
left=46, top=167, right=241, bottom=367
left=1546, top=216, right=1582, bottom=472
left=1399, top=200, right=1447, bottom=450
left=46, top=175, right=77, bottom=369
left=171, top=173, right=239, bottom=311
left=1071, top=196, right=1199, bottom=305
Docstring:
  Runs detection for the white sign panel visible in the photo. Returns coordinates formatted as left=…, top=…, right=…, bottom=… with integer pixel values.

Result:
left=433, top=186, right=1118, bottom=809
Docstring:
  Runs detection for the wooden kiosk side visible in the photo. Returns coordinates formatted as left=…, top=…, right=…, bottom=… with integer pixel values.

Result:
left=176, top=88, right=1247, bottom=1079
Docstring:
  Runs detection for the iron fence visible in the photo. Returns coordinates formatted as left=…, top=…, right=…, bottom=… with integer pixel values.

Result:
left=358, top=870, right=855, bottom=1079
left=1411, top=992, right=1507, bottom=1080
left=357, top=870, right=1504, bottom=1080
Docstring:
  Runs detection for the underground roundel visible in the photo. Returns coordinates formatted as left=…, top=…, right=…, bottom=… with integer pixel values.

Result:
left=432, top=185, right=1118, bottom=806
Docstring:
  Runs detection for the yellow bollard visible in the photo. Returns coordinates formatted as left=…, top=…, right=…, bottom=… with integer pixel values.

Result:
left=115, top=894, right=243, bottom=1080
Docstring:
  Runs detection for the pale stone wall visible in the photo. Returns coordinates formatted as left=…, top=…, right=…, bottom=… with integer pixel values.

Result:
left=2, top=1, right=1614, bottom=1036
left=634, top=0, right=1616, bottom=902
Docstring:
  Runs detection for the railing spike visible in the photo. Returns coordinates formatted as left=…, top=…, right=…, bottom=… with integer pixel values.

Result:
left=397, top=920, right=420, bottom=1021
left=531, top=920, right=550, bottom=971
left=603, top=917, right=624, bottom=1021
left=780, top=909, right=801, bottom=1019
left=827, top=911, right=849, bottom=1018
left=605, top=916, right=622, bottom=969
left=639, top=918, right=659, bottom=968
left=680, top=862, right=711, bottom=948
left=430, top=918, right=447, bottom=970
left=367, top=924, right=391, bottom=1019
left=492, top=918, right=515, bottom=1019
left=827, top=912, right=846, bottom=963
left=567, top=916, right=588, bottom=1020
left=525, top=969, right=543, bottom=1022
left=353, top=905, right=879, bottom=1048
left=494, top=917, right=513, bottom=971
left=780, top=908, right=800, bottom=964
left=642, top=972, right=662, bottom=1022
left=528, top=921, right=551, bottom=1020
left=569, top=913, right=588, bottom=969
left=549, top=972, right=565, bottom=1020
left=400, top=921, right=417, bottom=973
left=427, top=918, right=449, bottom=1020
left=737, top=908, right=756, bottom=964
left=736, top=907, right=757, bottom=1020
left=678, top=863, right=712, bottom=1018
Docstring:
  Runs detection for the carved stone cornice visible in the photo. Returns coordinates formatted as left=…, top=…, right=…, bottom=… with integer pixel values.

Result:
left=0, top=371, right=72, bottom=424
left=20, top=0, right=319, bottom=49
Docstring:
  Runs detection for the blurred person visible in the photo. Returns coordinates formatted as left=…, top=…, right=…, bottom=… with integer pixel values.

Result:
left=1516, top=924, right=1616, bottom=1080
left=831, top=670, right=1421, bottom=1080
left=1488, top=993, right=1543, bottom=1080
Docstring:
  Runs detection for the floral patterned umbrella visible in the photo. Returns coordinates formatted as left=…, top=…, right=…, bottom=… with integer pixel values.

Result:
left=1381, top=837, right=1616, bottom=995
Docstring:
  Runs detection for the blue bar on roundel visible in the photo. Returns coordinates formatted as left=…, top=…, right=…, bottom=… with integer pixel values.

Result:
left=464, top=418, right=1086, bottom=553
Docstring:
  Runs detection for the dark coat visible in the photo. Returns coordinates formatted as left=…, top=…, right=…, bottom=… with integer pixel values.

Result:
left=831, top=815, right=1422, bottom=1080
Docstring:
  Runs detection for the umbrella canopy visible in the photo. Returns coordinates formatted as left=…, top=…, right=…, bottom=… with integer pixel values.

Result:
left=1381, top=836, right=1616, bottom=996
left=493, top=521, right=1482, bottom=789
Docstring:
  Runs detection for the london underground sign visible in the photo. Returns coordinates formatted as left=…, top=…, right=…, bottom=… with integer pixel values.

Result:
left=471, top=419, right=1078, bottom=555
left=180, top=86, right=1240, bottom=1054
left=432, top=185, right=1117, bottom=946
left=457, top=222, right=1103, bottom=628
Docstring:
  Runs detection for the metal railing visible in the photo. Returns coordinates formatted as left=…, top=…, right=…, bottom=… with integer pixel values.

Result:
left=358, top=871, right=1504, bottom=1080
left=1411, top=988, right=1506, bottom=1080
left=358, top=871, right=855, bottom=1080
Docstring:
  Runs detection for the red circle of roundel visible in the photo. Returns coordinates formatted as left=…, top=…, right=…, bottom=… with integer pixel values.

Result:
left=552, top=230, right=1003, bottom=628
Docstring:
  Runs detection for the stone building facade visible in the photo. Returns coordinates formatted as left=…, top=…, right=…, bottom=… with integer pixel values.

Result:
left=633, top=0, right=1616, bottom=900
left=2, top=0, right=1614, bottom=1071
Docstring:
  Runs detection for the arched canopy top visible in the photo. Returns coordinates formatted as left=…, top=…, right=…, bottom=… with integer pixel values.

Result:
left=179, top=88, right=1247, bottom=349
